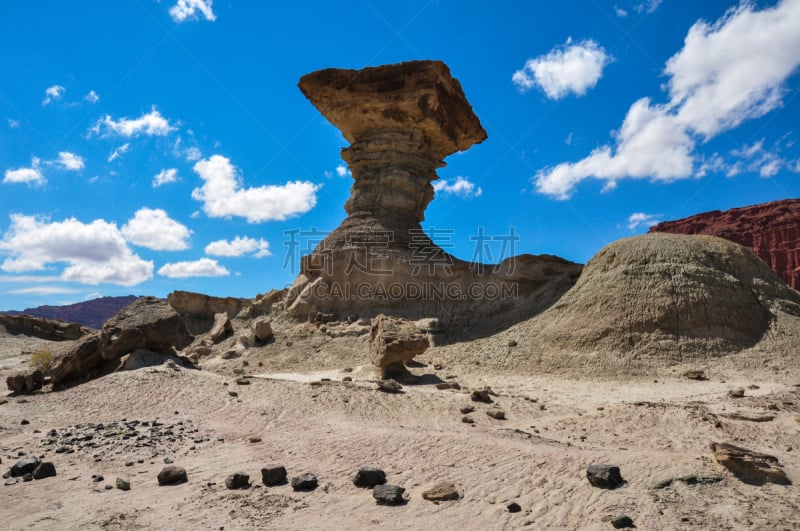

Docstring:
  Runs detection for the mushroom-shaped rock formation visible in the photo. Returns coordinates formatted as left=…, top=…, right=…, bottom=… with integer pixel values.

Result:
left=283, top=60, right=581, bottom=329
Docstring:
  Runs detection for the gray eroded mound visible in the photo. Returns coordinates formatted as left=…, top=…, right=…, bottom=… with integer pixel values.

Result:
left=521, top=233, right=800, bottom=372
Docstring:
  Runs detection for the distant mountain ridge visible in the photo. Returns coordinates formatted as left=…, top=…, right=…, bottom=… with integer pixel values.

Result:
left=5, top=295, right=139, bottom=329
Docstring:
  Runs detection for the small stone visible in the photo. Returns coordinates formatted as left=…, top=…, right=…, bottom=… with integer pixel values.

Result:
left=20, top=419, right=30, bottom=425
left=462, top=416, right=474, bottom=424
left=104, top=484, right=113, bottom=490
left=343, top=376, right=353, bottom=382
left=164, top=457, right=174, bottom=464
left=125, top=461, right=134, bottom=467
left=470, top=388, right=492, bottom=403
left=586, top=464, right=624, bottom=489
left=377, top=379, right=403, bottom=393
left=116, top=478, right=131, bottom=491
left=421, top=481, right=460, bottom=501
left=22, top=473, right=33, bottom=482
left=682, top=370, right=707, bottom=381
left=228, top=391, right=238, bottom=397
left=92, top=475, right=104, bottom=483
left=507, top=502, right=521, bottom=513
left=235, top=378, right=250, bottom=385
left=32, top=462, right=56, bottom=480
left=373, top=484, right=405, bottom=505
left=728, top=388, right=745, bottom=398
left=611, top=515, right=635, bottom=529
left=460, top=405, right=475, bottom=414
left=507, top=340, right=518, bottom=347
left=4, top=478, right=17, bottom=486
left=157, top=465, right=187, bottom=486
left=486, top=408, right=506, bottom=420
left=261, top=465, right=287, bottom=486
left=248, top=436, right=262, bottom=443
left=436, top=382, right=460, bottom=390
left=10, top=456, right=40, bottom=477
left=353, top=467, right=386, bottom=488
left=225, top=471, right=250, bottom=489
left=291, top=473, right=318, bottom=491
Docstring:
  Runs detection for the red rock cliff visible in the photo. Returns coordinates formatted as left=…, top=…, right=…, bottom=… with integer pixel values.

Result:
left=650, top=199, right=800, bottom=290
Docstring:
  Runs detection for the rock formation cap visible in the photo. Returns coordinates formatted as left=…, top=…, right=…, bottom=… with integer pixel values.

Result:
left=298, top=60, right=487, bottom=157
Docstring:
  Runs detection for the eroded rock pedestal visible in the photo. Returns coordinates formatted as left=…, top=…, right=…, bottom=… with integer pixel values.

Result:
left=284, top=60, right=580, bottom=328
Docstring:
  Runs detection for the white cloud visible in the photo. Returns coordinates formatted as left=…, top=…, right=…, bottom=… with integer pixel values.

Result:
left=121, top=208, right=191, bottom=251
left=185, top=146, right=202, bottom=161
left=535, top=1, right=800, bottom=198
left=0, top=214, right=153, bottom=286
left=4, top=160, right=45, bottom=186
left=53, top=151, right=85, bottom=171
left=627, top=212, right=661, bottom=230
left=191, top=155, right=320, bottom=223
left=108, top=143, right=130, bottom=162
left=433, top=176, right=483, bottom=198
left=93, top=107, right=174, bottom=137
left=513, top=38, right=612, bottom=99
left=7, top=119, right=20, bottom=128
left=85, top=90, right=99, bottom=104
left=42, top=85, right=65, bottom=105
left=635, top=0, right=662, bottom=14
left=205, top=236, right=271, bottom=258
left=335, top=164, right=350, bottom=177
left=153, top=168, right=179, bottom=187
left=158, top=258, right=229, bottom=278
left=615, top=6, right=628, bottom=17
left=9, top=286, right=81, bottom=296
left=169, top=0, right=216, bottom=22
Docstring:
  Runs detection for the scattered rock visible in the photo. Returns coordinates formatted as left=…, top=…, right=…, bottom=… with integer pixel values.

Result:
left=6, top=369, right=44, bottom=394
left=209, top=312, right=233, bottom=343
left=486, top=408, right=506, bottom=420
left=235, top=378, right=251, bottom=385
left=507, top=502, right=521, bottom=513
left=436, top=382, right=461, bottom=390
left=507, top=340, right=518, bottom=347
left=252, top=318, right=273, bottom=342
left=248, top=436, right=262, bottom=443
left=611, top=515, right=635, bottom=529
left=20, top=419, right=30, bottom=425
left=32, top=462, right=56, bottom=480
left=157, top=465, right=187, bottom=486
left=4, top=478, right=17, bottom=486
left=462, top=416, right=474, bottom=424
left=710, top=442, right=790, bottom=485
left=116, top=477, right=131, bottom=491
left=225, top=471, right=250, bottom=489
left=377, top=379, right=403, bottom=393
left=370, top=315, right=429, bottom=378
left=471, top=388, right=493, bottom=403
left=10, top=456, right=40, bottom=477
left=291, top=473, right=318, bottom=491
left=353, top=467, right=386, bottom=488
left=586, top=464, right=624, bottom=489
left=459, top=405, right=475, bottom=414
left=261, top=466, right=287, bottom=486
left=421, top=481, right=460, bottom=501
left=728, top=388, right=745, bottom=398
left=373, top=484, right=405, bottom=505
left=682, top=370, right=707, bottom=381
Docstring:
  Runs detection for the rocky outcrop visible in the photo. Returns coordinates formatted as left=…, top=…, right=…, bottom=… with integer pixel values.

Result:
left=50, top=297, right=193, bottom=384
left=167, top=290, right=250, bottom=335
left=710, top=442, right=790, bottom=485
left=650, top=199, right=800, bottom=290
left=0, top=313, right=89, bottom=341
left=370, top=315, right=429, bottom=378
left=283, top=60, right=581, bottom=330
left=523, top=233, right=800, bottom=372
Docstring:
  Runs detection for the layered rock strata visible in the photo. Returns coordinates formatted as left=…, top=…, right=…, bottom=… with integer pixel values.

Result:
left=284, top=60, right=581, bottom=326
left=651, top=199, right=800, bottom=290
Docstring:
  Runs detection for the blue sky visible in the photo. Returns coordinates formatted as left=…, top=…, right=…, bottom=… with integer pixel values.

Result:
left=1, top=0, right=799, bottom=311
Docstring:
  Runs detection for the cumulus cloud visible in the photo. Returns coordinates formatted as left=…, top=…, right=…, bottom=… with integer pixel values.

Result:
left=191, top=155, right=320, bottom=223
left=7, top=119, right=20, bottom=128
left=433, top=176, right=483, bottom=198
left=53, top=151, right=85, bottom=171
left=108, top=143, right=130, bottom=162
left=205, top=236, right=271, bottom=258
left=42, top=85, right=65, bottom=105
left=0, top=214, right=153, bottom=286
left=184, top=146, right=202, bottom=161
left=615, top=6, right=628, bottom=17
left=335, top=164, right=350, bottom=177
left=627, top=212, right=661, bottom=230
left=513, top=38, right=612, bottom=99
left=4, top=158, right=45, bottom=186
left=121, top=208, right=191, bottom=251
left=169, top=0, right=216, bottom=22
left=158, top=258, right=228, bottom=278
left=85, top=90, right=99, bottom=104
left=92, top=107, right=174, bottom=137
left=535, top=1, right=800, bottom=198
left=153, top=168, right=179, bottom=187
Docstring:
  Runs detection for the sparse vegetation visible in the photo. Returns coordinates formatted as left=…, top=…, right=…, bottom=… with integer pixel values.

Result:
left=29, top=348, right=54, bottom=375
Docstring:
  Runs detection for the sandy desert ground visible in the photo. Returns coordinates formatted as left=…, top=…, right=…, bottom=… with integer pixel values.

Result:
left=1, top=317, right=799, bottom=531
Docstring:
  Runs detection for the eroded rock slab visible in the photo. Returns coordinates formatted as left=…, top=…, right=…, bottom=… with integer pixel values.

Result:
left=710, top=442, right=790, bottom=485
left=370, top=315, right=429, bottom=378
